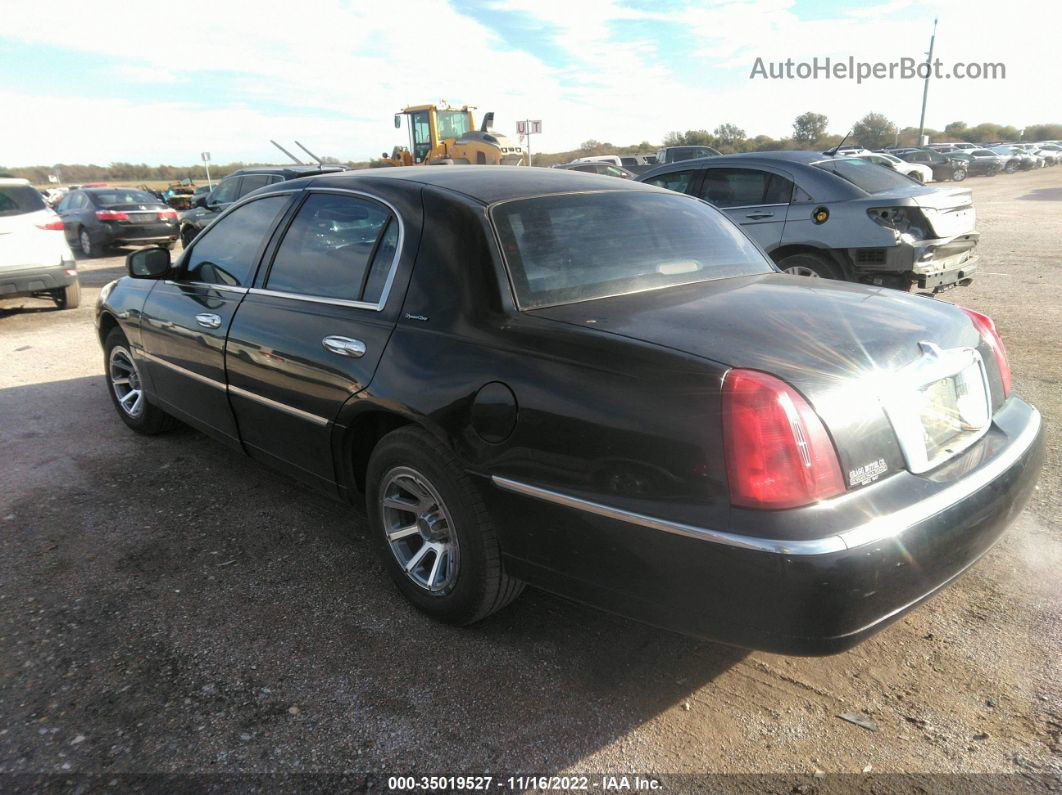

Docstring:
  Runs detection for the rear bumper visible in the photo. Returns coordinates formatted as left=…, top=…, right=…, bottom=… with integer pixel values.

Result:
left=849, top=232, right=979, bottom=291
left=99, top=224, right=178, bottom=247
left=0, top=263, right=78, bottom=297
left=491, top=398, right=1043, bottom=655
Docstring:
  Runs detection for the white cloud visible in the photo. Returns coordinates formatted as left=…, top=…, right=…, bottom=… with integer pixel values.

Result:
left=1, top=0, right=1058, bottom=166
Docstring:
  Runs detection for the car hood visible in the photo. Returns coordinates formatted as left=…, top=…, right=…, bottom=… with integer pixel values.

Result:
left=531, top=274, right=982, bottom=480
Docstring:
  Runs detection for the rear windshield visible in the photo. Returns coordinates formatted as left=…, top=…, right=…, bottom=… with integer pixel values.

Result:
left=0, top=185, right=47, bottom=217
left=90, top=189, right=159, bottom=206
left=814, top=158, right=919, bottom=194
left=492, top=191, right=772, bottom=309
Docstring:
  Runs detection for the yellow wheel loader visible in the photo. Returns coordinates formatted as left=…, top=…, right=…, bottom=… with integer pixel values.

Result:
left=381, top=103, right=525, bottom=166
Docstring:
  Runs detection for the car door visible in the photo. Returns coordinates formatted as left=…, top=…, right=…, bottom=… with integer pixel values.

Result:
left=224, top=189, right=406, bottom=487
left=138, top=193, right=294, bottom=444
left=693, top=167, right=791, bottom=251
left=57, top=192, right=86, bottom=246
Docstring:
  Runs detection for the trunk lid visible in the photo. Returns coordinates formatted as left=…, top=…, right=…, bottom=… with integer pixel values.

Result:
left=531, top=274, right=987, bottom=486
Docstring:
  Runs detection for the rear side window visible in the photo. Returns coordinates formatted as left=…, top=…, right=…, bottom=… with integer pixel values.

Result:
left=492, top=191, right=772, bottom=309
left=643, top=170, right=695, bottom=193
left=696, top=168, right=793, bottom=207
left=265, top=193, right=392, bottom=301
left=184, top=195, right=289, bottom=286
left=0, top=185, right=47, bottom=217
left=238, top=174, right=278, bottom=197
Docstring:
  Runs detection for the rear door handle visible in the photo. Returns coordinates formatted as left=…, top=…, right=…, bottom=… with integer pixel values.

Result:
left=744, top=212, right=775, bottom=220
left=195, top=313, right=222, bottom=329
left=322, top=336, right=366, bottom=358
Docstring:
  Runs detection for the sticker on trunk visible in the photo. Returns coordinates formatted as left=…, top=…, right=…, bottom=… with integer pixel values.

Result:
left=849, top=458, right=888, bottom=487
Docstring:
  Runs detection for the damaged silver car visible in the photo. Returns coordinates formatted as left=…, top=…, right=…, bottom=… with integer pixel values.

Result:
left=638, top=151, right=978, bottom=292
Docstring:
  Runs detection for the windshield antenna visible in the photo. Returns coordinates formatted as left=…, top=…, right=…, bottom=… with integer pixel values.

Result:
left=826, top=130, right=852, bottom=157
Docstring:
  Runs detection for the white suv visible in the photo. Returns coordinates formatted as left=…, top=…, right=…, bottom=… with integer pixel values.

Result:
left=0, top=178, right=80, bottom=309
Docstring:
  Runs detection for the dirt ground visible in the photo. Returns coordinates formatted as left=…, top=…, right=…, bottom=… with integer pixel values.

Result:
left=0, top=168, right=1059, bottom=788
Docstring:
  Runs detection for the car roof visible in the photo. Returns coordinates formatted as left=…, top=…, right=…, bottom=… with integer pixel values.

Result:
left=302, top=165, right=658, bottom=205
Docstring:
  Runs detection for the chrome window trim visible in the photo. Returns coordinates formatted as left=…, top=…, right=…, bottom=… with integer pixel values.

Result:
left=491, top=407, right=1040, bottom=557
left=228, top=384, right=330, bottom=427
left=247, top=287, right=381, bottom=312
left=163, top=280, right=248, bottom=294
left=259, top=187, right=406, bottom=312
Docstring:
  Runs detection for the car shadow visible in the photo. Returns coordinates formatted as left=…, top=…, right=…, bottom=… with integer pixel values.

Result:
left=1017, top=187, right=1062, bottom=201
left=0, top=375, right=748, bottom=774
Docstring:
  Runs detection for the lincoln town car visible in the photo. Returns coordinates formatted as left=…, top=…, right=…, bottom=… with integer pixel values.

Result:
left=95, top=167, right=1042, bottom=655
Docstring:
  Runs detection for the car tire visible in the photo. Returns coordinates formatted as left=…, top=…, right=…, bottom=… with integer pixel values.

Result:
left=1005, top=162, right=1018, bottom=174
left=951, top=167, right=967, bottom=182
left=52, top=280, right=81, bottom=310
left=78, top=228, right=97, bottom=258
left=776, top=252, right=842, bottom=280
left=911, top=172, right=924, bottom=183
left=103, top=328, right=178, bottom=435
left=366, top=426, right=524, bottom=625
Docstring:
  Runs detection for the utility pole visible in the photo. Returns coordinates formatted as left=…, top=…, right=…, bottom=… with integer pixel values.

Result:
left=917, top=18, right=938, bottom=145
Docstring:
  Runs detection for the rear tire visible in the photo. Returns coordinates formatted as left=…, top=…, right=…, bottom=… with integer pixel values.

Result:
left=52, top=280, right=81, bottom=310
left=366, top=426, right=524, bottom=625
left=776, top=252, right=842, bottom=280
left=103, top=328, right=178, bottom=435
left=78, top=228, right=97, bottom=258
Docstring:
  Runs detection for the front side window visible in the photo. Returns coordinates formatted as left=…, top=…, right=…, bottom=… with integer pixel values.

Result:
left=697, top=168, right=793, bottom=208
left=209, top=177, right=241, bottom=206
left=266, top=194, right=391, bottom=301
left=492, top=191, right=772, bottom=310
left=184, top=195, right=290, bottom=286
left=643, top=170, right=695, bottom=193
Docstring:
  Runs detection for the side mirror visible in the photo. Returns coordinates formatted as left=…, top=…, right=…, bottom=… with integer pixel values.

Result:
left=394, top=114, right=401, bottom=129
left=127, top=247, right=171, bottom=279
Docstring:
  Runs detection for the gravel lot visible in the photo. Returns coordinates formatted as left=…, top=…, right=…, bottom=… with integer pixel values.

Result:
left=0, top=169, right=1059, bottom=787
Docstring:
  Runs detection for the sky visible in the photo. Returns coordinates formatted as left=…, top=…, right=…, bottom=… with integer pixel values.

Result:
left=1, top=0, right=1056, bottom=167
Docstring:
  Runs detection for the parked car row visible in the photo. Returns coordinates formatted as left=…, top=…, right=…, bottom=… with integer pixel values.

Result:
left=95, top=165, right=1043, bottom=654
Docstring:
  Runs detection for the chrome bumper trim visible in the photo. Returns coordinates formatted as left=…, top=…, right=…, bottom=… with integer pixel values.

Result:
left=492, top=407, right=1040, bottom=557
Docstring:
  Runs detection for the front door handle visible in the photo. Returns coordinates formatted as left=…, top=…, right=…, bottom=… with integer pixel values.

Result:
left=744, top=212, right=775, bottom=220
left=322, top=336, right=366, bottom=358
left=195, top=313, right=222, bottom=329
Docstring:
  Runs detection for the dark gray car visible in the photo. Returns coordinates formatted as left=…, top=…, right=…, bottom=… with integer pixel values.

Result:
left=638, top=151, right=979, bottom=292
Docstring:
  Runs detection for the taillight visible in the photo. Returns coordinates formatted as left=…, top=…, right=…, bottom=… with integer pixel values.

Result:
left=722, top=369, right=845, bottom=510
left=959, top=306, right=1012, bottom=397
left=158, top=209, right=177, bottom=221
left=37, top=219, right=64, bottom=231
left=95, top=210, right=129, bottom=221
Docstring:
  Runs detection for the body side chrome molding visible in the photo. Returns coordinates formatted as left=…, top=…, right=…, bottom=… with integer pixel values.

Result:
left=227, top=384, right=330, bottom=427
left=247, top=287, right=381, bottom=312
left=138, top=352, right=330, bottom=427
left=492, top=408, right=1041, bottom=557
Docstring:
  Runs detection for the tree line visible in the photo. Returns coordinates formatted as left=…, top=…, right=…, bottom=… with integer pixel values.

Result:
left=4, top=116, right=1060, bottom=182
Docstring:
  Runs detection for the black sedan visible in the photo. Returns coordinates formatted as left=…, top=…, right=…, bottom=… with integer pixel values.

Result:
left=57, top=187, right=178, bottom=257
left=893, top=148, right=969, bottom=181
left=95, top=167, right=1043, bottom=655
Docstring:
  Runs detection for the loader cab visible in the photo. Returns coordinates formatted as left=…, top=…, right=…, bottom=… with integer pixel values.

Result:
left=398, top=106, right=475, bottom=164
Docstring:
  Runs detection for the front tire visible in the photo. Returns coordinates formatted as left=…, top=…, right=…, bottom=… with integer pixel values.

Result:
left=52, top=280, right=81, bottom=310
left=366, top=426, right=523, bottom=625
left=104, top=328, right=177, bottom=435
left=776, top=252, right=842, bottom=280
left=951, top=167, right=967, bottom=182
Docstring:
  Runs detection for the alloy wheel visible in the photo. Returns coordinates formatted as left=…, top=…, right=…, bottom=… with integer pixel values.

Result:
left=109, top=346, right=144, bottom=418
left=784, top=265, right=821, bottom=277
left=380, top=466, right=460, bottom=594
left=79, top=230, right=92, bottom=257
